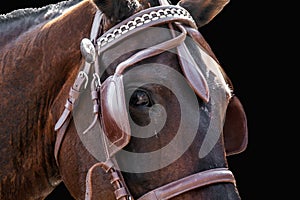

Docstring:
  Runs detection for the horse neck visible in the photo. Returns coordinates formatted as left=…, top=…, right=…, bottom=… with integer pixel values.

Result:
left=0, top=1, right=98, bottom=199
left=0, top=0, right=82, bottom=47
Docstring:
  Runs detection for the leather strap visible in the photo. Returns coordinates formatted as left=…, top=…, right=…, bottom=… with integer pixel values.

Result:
left=115, top=22, right=187, bottom=75
left=97, top=5, right=196, bottom=53
left=54, top=9, right=103, bottom=166
left=54, top=115, right=71, bottom=166
left=138, top=168, right=236, bottom=200
left=85, top=159, right=131, bottom=200
left=175, top=22, right=209, bottom=103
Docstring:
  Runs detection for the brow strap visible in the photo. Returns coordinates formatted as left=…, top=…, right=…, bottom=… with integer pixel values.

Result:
left=115, top=22, right=187, bottom=75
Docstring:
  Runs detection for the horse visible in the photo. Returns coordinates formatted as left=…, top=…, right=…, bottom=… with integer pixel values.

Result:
left=0, top=0, right=248, bottom=199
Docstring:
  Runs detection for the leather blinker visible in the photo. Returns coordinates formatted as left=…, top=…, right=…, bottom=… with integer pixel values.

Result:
left=223, top=96, right=248, bottom=156
left=100, top=74, right=131, bottom=157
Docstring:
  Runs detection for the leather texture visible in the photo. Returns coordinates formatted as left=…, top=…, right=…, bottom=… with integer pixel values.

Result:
left=223, top=96, right=248, bottom=156
left=100, top=75, right=131, bottom=157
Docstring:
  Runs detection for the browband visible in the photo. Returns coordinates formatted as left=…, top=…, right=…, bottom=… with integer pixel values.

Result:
left=96, top=5, right=196, bottom=53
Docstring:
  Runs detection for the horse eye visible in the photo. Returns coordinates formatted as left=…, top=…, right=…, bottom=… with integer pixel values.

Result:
left=129, top=90, right=152, bottom=107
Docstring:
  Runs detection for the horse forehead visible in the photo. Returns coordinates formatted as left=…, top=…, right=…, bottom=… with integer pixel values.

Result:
left=99, top=25, right=174, bottom=74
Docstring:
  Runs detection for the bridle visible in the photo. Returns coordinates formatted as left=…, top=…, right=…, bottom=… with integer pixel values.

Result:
left=54, top=1, right=237, bottom=200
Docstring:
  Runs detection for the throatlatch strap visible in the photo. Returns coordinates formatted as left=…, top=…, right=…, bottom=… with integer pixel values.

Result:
left=54, top=9, right=103, bottom=166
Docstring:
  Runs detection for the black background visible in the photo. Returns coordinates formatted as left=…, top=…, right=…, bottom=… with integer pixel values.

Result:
left=1, top=1, right=267, bottom=199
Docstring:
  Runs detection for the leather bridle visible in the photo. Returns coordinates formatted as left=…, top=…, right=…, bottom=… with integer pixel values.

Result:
left=54, top=2, right=237, bottom=200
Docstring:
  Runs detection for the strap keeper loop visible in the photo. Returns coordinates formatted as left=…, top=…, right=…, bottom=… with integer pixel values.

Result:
left=69, top=87, right=80, bottom=99
left=110, top=171, right=121, bottom=184
left=101, top=159, right=115, bottom=173
left=64, top=99, right=73, bottom=111
left=114, top=187, right=128, bottom=200
left=91, top=90, right=98, bottom=100
left=93, top=105, right=99, bottom=113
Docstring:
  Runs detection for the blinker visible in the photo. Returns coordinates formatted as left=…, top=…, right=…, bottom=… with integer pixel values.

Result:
left=100, top=74, right=131, bottom=157
left=177, top=40, right=209, bottom=103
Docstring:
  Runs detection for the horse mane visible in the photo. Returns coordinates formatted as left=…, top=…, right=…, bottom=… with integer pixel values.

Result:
left=0, top=0, right=82, bottom=46
left=92, top=0, right=160, bottom=24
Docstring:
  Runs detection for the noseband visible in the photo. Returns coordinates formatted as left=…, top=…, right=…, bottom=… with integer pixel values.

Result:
left=54, top=3, right=236, bottom=200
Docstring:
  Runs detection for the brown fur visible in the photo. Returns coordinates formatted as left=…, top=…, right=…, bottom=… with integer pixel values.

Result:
left=0, top=1, right=96, bottom=199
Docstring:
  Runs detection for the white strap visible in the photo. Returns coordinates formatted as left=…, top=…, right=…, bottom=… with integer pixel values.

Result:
left=90, top=10, right=103, bottom=44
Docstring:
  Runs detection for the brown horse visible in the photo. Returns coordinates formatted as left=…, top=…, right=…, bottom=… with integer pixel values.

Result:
left=0, top=0, right=248, bottom=199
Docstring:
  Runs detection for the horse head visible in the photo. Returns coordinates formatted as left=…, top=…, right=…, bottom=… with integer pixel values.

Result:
left=0, top=0, right=247, bottom=199
left=54, top=0, right=247, bottom=199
